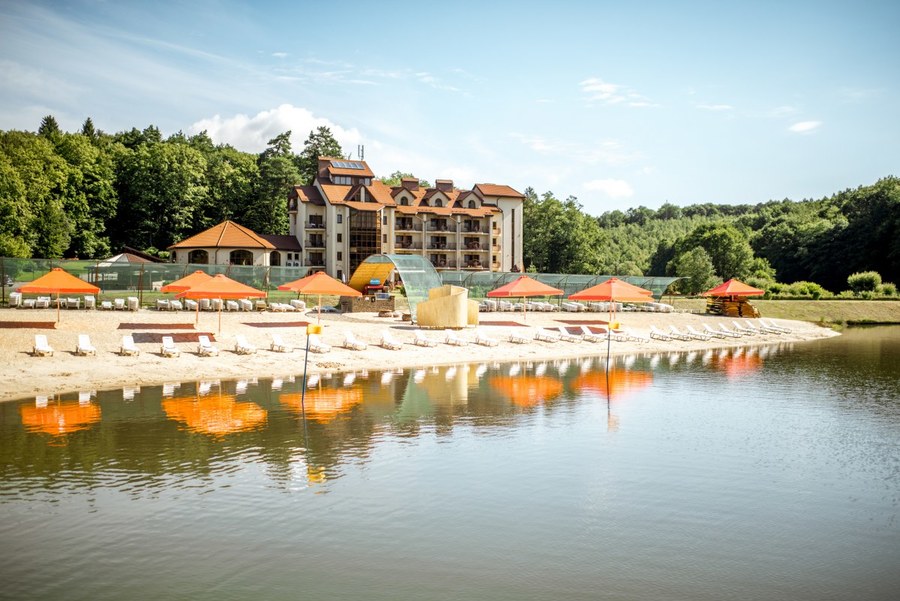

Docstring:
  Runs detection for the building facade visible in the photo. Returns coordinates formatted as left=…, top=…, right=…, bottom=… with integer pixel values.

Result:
left=288, top=158, right=525, bottom=282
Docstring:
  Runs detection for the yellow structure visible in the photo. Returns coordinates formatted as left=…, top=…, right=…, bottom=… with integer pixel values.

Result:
left=416, top=285, right=479, bottom=329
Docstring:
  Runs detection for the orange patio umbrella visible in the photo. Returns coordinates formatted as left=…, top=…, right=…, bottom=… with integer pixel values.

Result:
left=702, top=278, right=764, bottom=299
left=160, top=269, right=213, bottom=293
left=176, top=273, right=266, bottom=332
left=280, top=386, right=364, bottom=423
left=17, top=267, right=100, bottom=323
left=487, top=275, right=563, bottom=321
left=278, top=271, right=361, bottom=323
left=162, top=393, right=267, bottom=436
left=20, top=399, right=101, bottom=435
left=569, top=278, right=654, bottom=365
left=489, top=375, right=564, bottom=407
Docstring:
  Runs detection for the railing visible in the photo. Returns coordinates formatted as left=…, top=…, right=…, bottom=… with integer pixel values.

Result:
left=304, top=259, right=325, bottom=267
left=305, top=239, right=326, bottom=248
left=394, top=222, right=417, bottom=231
left=305, top=222, right=326, bottom=229
left=427, top=225, right=452, bottom=232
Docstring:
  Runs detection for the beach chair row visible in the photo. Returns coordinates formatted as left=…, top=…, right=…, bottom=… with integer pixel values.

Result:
left=477, top=300, right=676, bottom=313
left=648, top=319, right=791, bottom=342
left=155, top=298, right=307, bottom=312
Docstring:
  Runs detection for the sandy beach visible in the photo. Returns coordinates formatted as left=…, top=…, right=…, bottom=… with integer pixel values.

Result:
left=0, top=305, right=838, bottom=403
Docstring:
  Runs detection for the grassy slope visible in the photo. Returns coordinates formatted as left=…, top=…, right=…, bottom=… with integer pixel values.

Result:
left=668, top=298, right=900, bottom=324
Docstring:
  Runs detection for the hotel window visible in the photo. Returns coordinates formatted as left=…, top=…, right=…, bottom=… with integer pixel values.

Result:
left=337, top=214, right=343, bottom=224
left=337, top=233, right=342, bottom=243
left=337, top=252, right=343, bottom=260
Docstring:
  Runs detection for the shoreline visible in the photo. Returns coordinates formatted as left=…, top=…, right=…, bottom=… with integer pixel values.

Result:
left=0, top=307, right=839, bottom=404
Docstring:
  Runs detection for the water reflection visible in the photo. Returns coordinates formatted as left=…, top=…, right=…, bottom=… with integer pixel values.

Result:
left=0, top=340, right=813, bottom=492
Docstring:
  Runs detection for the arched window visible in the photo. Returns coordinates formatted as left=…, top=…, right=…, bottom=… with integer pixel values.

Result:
left=421, top=199, right=429, bottom=207
left=230, top=250, right=253, bottom=266
left=188, top=249, right=208, bottom=264
left=269, top=251, right=281, bottom=266
left=400, top=198, right=408, bottom=206
left=468, top=200, right=476, bottom=209
left=434, top=199, right=442, bottom=207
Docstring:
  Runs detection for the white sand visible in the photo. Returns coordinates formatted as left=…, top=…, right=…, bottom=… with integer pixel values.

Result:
left=0, top=305, right=837, bottom=403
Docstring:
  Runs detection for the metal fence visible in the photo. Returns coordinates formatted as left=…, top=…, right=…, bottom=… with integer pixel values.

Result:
left=439, top=271, right=680, bottom=301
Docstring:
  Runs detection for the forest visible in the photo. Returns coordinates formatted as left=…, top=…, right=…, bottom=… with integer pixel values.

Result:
left=1, top=116, right=898, bottom=296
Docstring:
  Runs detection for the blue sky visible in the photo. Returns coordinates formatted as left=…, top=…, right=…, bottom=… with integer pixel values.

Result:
left=1, top=0, right=897, bottom=215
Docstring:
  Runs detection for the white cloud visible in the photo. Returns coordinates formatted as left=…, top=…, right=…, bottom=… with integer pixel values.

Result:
left=768, top=105, right=799, bottom=117
left=788, top=120, right=822, bottom=134
left=510, top=133, right=640, bottom=166
left=583, top=178, right=635, bottom=198
left=580, top=77, right=656, bottom=107
left=272, top=52, right=288, bottom=58
left=697, top=103, right=734, bottom=111
left=191, top=104, right=363, bottom=153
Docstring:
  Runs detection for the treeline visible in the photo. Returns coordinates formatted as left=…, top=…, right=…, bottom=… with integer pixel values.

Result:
left=522, top=177, right=900, bottom=294
left=2, top=116, right=898, bottom=295
left=0, top=116, right=343, bottom=259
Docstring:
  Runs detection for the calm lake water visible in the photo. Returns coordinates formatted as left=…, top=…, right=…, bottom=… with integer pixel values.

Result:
left=1, top=326, right=898, bottom=601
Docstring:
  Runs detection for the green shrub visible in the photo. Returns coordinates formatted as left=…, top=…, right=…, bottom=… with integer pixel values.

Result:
left=847, top=271, right=882, bottom=295
left=879, top=282, right=897, bottom=297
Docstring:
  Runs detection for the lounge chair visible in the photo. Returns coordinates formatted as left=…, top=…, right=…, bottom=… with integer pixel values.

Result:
left=156, top=299, right=170, bottom=311
left=444, top=329, right=468, bottom=346
left=702, top=324, right=727, bottom=339
left=33, top=334, right=54, bottom=356
left=508, top=329, right=531, bottom=344
left=760, top=318, right=791, bottom=333
left=120, top=335, right=140, bottom=356
left=197, top=335, right=219, bottom=356
left=685, top=325, right=712, bottom=341
left=170, top=300, right=183, bottom=311
left=8, top=292, right=21, bottom=308
left=100, top=300, right=113, bottom=310
left=66, top=297, right=80, bottom=309
left=474, top=328, right=499, bottom=346
left=667, top=325, right=693, bottom=341
left=556, top=326, right=581, bottom=342
left=84, top=295, right=95, bottom=310
left=343, top=330, right=368, bottom=350
left=21, top=298, right=36, bottom=309
left=533, top=328, right=560, bottom=342
left=35, top=296, right=51, bottom=309
left=717, top=323, right=743, bottom=338
left=413, top=330, right=438, bottom=347
left=270, top=333, right=290, bottom=352
left=184, top=299, right=198, bottom=311
left=226, top=300, right=240, bottom=312
left=751, top=319, right=783, bottom=334
left=160, top=336, right=180, bottom=357
left=239, top=299, right=253, bottom=311
left=579, top=325, right=607, bottom=343
left=290, top=299, right=306, bottom=310
left=731, top=320, right=757, bottom=336
left=307, top=333, right=331, bottom=353
left=234, top=334, right=257, bottom=355
left=199, top=298, right=211, bottom=311
left=75, top=334, right=97, bottom=356
left=382, top=330, right=403, bottom=350
left=649, top=325, right=673, bottom=341
left=126, top=296, right=139, bottom=310
left=114, top=298, right=125, bottom=310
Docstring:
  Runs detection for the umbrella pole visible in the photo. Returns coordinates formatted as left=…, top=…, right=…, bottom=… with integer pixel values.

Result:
left=317, top=294, right=322, bottom=324
left=195, top=300, right=199, bottom=326
left=56, top=293, right=61, bottom=323
left=218, top=300, right=222, bottom=333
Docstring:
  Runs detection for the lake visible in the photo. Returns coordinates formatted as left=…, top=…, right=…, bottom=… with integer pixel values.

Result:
left=1, top=326, right=898, bottom=601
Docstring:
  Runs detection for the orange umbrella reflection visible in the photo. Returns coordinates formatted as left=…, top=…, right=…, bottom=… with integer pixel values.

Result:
left=280, top=387, right=363, bottom=423
left=20, top=399, right=101, bottom=435
left=716, top=353, right=762, bottom=379
left=573, top=369, right=653, bottom=401
left=162, top=394, right=266, bottom=436
left=489, top=375, right=563, bottom=407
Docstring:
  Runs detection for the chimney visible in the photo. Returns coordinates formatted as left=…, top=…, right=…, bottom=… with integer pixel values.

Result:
left=401, top=177, right=419, bottom=192
left=435, top=179, right=453, bottom=192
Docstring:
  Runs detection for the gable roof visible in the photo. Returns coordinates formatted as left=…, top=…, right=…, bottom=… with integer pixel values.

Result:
left=168, top=220, right=275, bottom=250
left=475, top=183, right=524, bottom=199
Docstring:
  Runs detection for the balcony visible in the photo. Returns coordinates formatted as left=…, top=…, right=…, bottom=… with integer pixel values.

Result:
left=305, top=259, right=325, bottom=267
left=305, top=239, right=325, bottom=249
left=394, top=221, right=416, bottom=231
left=305, top=221, right=326, bottom=229
left=427, top=224, right=452, bottom=232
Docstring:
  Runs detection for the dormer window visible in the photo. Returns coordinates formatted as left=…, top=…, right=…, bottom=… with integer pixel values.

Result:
left=421, top=199, right=429, bottom=207
left=468, top=200, right=476, bottom=209
left=400, top=198, right=409, bottom=206
left=435, top=200, right=442, bottom=207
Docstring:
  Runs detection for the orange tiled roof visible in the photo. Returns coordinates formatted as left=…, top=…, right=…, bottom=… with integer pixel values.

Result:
left=323, top=158, right=374, bottom=178
left=168, top=220, right=275, bottom=250
left=319, top=184, right=353, bottom=204
left=344, top=201, right=383, bottom=212
left=475, top=183, right=524, bottom=198
left=366, top=180, right=397, bottom=205
left=291, top=185, right=325, bottom=205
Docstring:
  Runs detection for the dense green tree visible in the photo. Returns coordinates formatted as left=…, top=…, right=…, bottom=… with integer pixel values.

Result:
left=670, top=246, right=718, bottom=294
left=675, top=222, right=755, bottom=280
left=297, top=127, right=344, bottom=184
left=38, top=115, right=62, bottom=141
left=244, top=133, right=299, bottom=234
left=0, top=154, right=32, bottom=257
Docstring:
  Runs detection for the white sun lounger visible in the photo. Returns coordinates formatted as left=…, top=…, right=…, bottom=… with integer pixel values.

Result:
left=234, top=334, right=257, bottom=354
left=667, top=325, right=693, bottom=341
left=75, top=334, right=97, bottom=356
left=508, top=329, right=531, bottom=344
left=534, top=328, right=561, bottom=342
left=649, top=325, right=673, bottom=341
left=343, top=330, right=368, bottom=350
left=685, top=325, right=712, bottom=341
left=760, top=318, right=791, bottom=333
left=556, top=326, right=581, bottom=342
left=579, top=325, right=607, bottom=342
left=197, top=335, right=219, bottom=356
left=474, top=328, right=499, bottom=346
left=702, top=324, right=727, bottom=339
left=444, top=329, right=468, bottom=346
left=731, top=320, right=757, bottom=336
left=718, top=323, right=743, bottom=338
left=33, top=334, right=54, bottom=356
left=413, top=330, right=438, bottom=347
left=381, top=330, right=403, bottom=350
left=270, top=333, right=290, bottom=352
left=160, top=336, right=180, bottom=357
left=120, top=335, right=140, bottom=356
left=308, top=333, right=331, bottom=353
